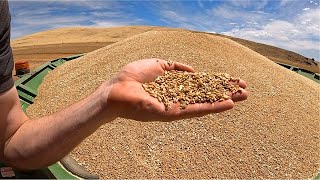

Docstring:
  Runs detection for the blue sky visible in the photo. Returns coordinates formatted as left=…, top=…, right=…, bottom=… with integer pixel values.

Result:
left=8, top=0, right=320, bottom=60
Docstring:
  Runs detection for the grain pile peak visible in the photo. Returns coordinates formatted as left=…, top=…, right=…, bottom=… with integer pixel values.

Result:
left=27, top=30, right=319, bottom=179
left=142, top=70, right=240, bottom=109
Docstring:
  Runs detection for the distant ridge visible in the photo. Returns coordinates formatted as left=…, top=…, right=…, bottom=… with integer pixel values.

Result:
left=11, top=26, right=319, bottom=73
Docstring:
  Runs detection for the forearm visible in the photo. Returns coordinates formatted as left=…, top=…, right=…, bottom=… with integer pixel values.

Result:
left=4, top=84, right=115, bottom=170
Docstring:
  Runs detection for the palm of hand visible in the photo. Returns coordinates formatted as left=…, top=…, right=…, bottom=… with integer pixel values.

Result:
left=107, top=59, right=248, bottom=121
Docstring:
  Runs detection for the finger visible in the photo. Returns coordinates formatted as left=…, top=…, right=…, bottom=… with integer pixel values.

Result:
left=157, top=59, right=195, bottom=72
left=227, top=88, right=249, bottom=102
left=229, top=79, right=247, bottom=89
left=171, top=62, right=195, bottom=72
left=166, top=99, right=235, bottom=119
left=194, top=99, right=235, bottom=113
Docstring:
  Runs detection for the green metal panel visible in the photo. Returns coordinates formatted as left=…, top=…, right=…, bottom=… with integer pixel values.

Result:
left=48, top=163, right=78, bottom=179
left=15, top=54, right=84, bottom=111
left=275, top=62, right=320, bottom=83
left=297, top=70, right=320, bottom=83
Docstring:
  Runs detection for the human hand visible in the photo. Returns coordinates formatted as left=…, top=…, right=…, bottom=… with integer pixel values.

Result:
left=100, top=59, right=248, bottom=122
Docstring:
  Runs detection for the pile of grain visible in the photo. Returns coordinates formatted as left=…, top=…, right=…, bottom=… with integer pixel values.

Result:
left=27, top=31, right=319, bottom=179
left=142, top=70, right=241, bottom=109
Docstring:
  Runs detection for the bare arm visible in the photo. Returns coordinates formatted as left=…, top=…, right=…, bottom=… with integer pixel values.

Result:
left=1, top=82, right=114, bottom=170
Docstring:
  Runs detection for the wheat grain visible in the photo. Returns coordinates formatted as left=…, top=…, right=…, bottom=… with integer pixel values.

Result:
left=142, top=70, right=240, bottom=109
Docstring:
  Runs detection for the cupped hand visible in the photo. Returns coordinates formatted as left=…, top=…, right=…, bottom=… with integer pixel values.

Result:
left=101, top=59, right=248, bottom=122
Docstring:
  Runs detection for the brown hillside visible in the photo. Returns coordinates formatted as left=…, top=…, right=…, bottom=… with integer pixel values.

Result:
left=27, top=31, right=319, bottom=179
left=11, top=26, right=183, bottom=71
left=11, top=26, right=319, bottom=73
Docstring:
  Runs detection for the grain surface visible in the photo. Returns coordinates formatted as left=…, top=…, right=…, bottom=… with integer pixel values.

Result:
left=142, top=70, right=240, bottom=109
left=27, top=31, right=320, bottom=179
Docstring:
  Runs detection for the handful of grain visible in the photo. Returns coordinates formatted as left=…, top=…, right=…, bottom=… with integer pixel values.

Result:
left=142, top=70, right=241, bottom=109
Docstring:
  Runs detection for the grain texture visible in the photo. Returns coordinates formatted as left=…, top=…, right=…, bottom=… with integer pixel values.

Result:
left=27, top=31, right=320, bottom=179
left=142, top=70, right=240, bottom=109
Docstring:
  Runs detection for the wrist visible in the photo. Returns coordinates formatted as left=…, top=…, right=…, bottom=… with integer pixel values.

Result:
left=96, top=80, right=118, bottom=122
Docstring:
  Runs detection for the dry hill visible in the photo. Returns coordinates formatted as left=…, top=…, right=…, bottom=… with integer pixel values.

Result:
left=27, top=30, right=319, bottom=179
left=11, top=26, right=182, bottom=70
left=11, top=26, right=319, bottom=73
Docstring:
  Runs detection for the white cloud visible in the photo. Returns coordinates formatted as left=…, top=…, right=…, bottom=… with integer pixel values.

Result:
left=53, top=1, right=119, bottom=10
left=90, top=20, right=129, bottom=27
left=264, top=20, right=295, bottom=33
left=157, top=2, right=319, bottom=59
left=303, top=8, right=310, bottom=10
left=159, top=9, right=207, bottom=31
left=309, top=0, right=318, bottom=5
left=223, top=27, right=318, bottom=51
left=252, top=10, right=269, bottom=15
left=90, top=18, right=144, bottom=28
left=13, top=15, right=90, bottom=26
left=226, top=0, right=268, bottom=10
left=280, top=0, right=292, bottom=7
left=161, top=10, right=189, bottom=23
left=296, top=8, right=320, bottom=36
left=9, top=1, right=144, bottom=39
left=197, top=0, right=204, bottom=8
left=222, top=8, right=320, bottom=58
left=90, top=11, right=125, bottom=18
left=210, top=5, right=266, bottom=26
